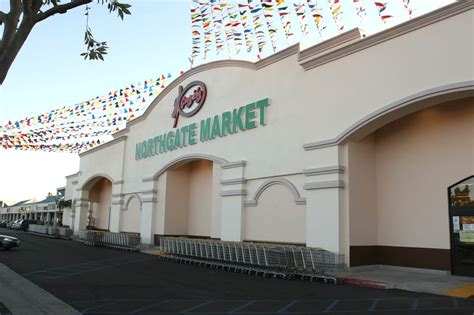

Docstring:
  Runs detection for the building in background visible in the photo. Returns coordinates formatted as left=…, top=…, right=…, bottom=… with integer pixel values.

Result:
left=61, top=2, right=471, bottom=276
left=0, top=188, right=67, bottom=224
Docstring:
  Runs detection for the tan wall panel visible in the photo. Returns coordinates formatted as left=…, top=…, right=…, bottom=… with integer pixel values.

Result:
left=122, top=196, right=141, bottom=233
left=348, top=135, right=378, bottom=246
left=187, top=160, right=213, bottom=237
left=164, top=166, right=189, bottom=235
left=89, top=178, right=112, bottom=230
left=375, top=99, right=474, bottom=249
left=244, top=184, right=306, bottom=244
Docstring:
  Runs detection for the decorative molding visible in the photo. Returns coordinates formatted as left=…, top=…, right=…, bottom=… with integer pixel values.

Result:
left=304, top=180, right=344, bottom=190
left=113, top=180, right=124, bottom=185
left=112, top=193, right=123, bottom=198
left=111, top=200, right=124, bottom=206
left=221, top=160, right=246, bottom=169
left=81, top=173, right=115, bottom=190
left=304, top=80, right=474, bottom=151
left=221, top=178, right=247, bottom=186
left=65, top=172, right=80, bottom=179
left=140, top=189, right=157, bottom=195
left=124, top=194, right=143, bottom=210
left=220, top=189, right=247, bottom=197
left=255, top=44, right=299, bottom=69
left=298, top=28, right=362, bottom=69
left=303, top=166, right=345, bottom=177
left=71, top=181, right=78, bottom=185
left=142, top=198, right=157, bottom=203
left=245, top=178, right=306, bottom=207
left=143, top=153, right=231, bottom=182
left=79, top=135, right=127, bottom=157
left=298, top=2, right=473, bottom=71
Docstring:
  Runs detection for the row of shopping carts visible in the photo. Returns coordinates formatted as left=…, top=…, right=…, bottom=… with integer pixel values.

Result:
left=160, top=237, right=345, bottom=282
left=80, top=230, right=140, bottom=251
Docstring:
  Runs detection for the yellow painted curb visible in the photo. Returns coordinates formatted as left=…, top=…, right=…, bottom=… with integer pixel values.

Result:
left=443, top=284, right=474, bottom=298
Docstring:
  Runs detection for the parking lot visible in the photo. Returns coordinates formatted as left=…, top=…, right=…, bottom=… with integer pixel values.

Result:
left=1, top=228, right=473, bottom=314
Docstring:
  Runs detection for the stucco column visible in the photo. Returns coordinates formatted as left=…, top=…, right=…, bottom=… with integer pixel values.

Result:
left=303, top=165, right=345, bottom=253
left=109, top=182, right=124, bottom=233
left=220, top=161, right=246, bottom=242
left=73, top=197, right=90, bottom=234
left=140, top=180, right=157, bottom=245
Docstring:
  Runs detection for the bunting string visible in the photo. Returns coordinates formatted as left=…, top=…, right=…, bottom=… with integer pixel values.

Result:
left=1, top=1, right=453, bottom=154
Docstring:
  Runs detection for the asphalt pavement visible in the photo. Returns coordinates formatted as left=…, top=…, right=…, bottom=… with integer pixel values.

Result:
left=0, top=228, right=473, bottom=314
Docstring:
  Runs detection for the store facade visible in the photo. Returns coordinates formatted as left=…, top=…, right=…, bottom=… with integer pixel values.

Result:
left=65, top=2, right=473, bottom=274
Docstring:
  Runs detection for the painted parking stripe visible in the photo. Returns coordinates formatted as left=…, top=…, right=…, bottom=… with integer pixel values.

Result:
left=180, top=300, right=214, bottom=313
left=129, top=300, right=170, bottom=314
left=227, top=300, right=255, bottom=313
left=276, top=300, right=300, bottom=313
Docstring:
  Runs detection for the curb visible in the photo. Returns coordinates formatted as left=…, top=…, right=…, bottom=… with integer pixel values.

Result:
left=27, top=231, right=71, bottom=240
left=341, top=277, right=391, bottom=289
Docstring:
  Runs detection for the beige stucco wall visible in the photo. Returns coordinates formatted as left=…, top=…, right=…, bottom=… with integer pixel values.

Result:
left=163, top=165, right=189, bottom=235
left=89, top=178, right=112, bottom=230
left=244, top=184, right=306, bottom=244
left=67, top=4, right=473, bottom=252
left=348, top=98, right=474, bottom=249
left=160, top=160, right=213, bottom=237
left=187, top=160, right=213, bottom=237
left=121, top=195, right=141, bottom=233
left=211, top=163, right=222, bottom=238
left=375, top=98, right=473, bottom=249
left=347, top=135, right=378, bottom=246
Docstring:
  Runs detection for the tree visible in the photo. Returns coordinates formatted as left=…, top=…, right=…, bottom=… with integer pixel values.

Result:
left=0, top=0, right=131, bottom=85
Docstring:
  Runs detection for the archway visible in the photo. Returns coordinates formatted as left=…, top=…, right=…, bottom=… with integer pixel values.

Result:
left=85, top=177, right=113, bottom=230
left=347, top=95, right=473, bottom=270
left=155, top=158, right=222, bottom=239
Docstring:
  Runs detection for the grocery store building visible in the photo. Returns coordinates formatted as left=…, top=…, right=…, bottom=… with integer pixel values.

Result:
left=64, top=2, right=474, bottom=276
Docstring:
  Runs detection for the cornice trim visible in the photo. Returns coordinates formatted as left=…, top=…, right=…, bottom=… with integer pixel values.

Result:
left=304, top=180, right=345, bottom=190
left=298, top=1, right=473, bottom=71
left=304, top=166, right=345, bottom=177
left=220, top=189, right=247, bottom=197
left=221, top=178, right=248, bottom=186
left=221, top=161, right=246, bottom=169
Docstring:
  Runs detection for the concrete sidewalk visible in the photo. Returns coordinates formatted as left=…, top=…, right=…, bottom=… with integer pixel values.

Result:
left=338, top=265, right=474, bottom=298
left=0, top=263, right=79, bottom=315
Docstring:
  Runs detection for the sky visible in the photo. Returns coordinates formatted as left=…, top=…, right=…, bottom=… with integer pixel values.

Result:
left=0, top=0, right=455, bottom=204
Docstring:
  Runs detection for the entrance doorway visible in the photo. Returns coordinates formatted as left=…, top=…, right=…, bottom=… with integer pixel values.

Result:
left=448, top=176, right=474, bottom=276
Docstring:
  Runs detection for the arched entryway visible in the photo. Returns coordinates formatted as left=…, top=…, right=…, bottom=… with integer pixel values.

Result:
left=154, top=158, right=222, bottom=239
left=84, top=176, right=112, bottom=230
left=347, top=95, right=473, bottom=270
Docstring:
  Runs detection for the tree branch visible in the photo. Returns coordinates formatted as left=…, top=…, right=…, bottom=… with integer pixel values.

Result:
left=1, top=0, right=22, bottom=56
left=34, top=0, right=92, bottom=23
left=0, top=12, right=7, bottom=25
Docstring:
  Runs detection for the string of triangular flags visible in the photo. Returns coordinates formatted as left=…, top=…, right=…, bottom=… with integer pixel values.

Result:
left=188, top=0, right=441, bottom=64
left=0, top=72, right=181, bottom=153
left=0, top=0, right=448, bottom=154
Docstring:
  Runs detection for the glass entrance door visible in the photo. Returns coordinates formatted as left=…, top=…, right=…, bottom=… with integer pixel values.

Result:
left=449, top=176, right=474, bottom=277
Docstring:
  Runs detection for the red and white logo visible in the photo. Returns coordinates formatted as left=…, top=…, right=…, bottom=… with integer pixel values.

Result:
left=172, top=81, right=207, bottom=128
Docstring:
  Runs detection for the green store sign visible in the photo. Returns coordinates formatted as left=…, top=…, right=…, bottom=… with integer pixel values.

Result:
left=135, top=98, right=270, bottom=160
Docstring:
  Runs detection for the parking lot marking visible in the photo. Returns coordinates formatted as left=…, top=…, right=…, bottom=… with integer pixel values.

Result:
left=277, top=300, right=299, bottom=313
left=227, top=300, right=255, bottom=313
left=180, top=300, right=214, bottom=313
left=323, top=300, right=339, bottom=312
left=129, top=300, right=170, bottom=314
